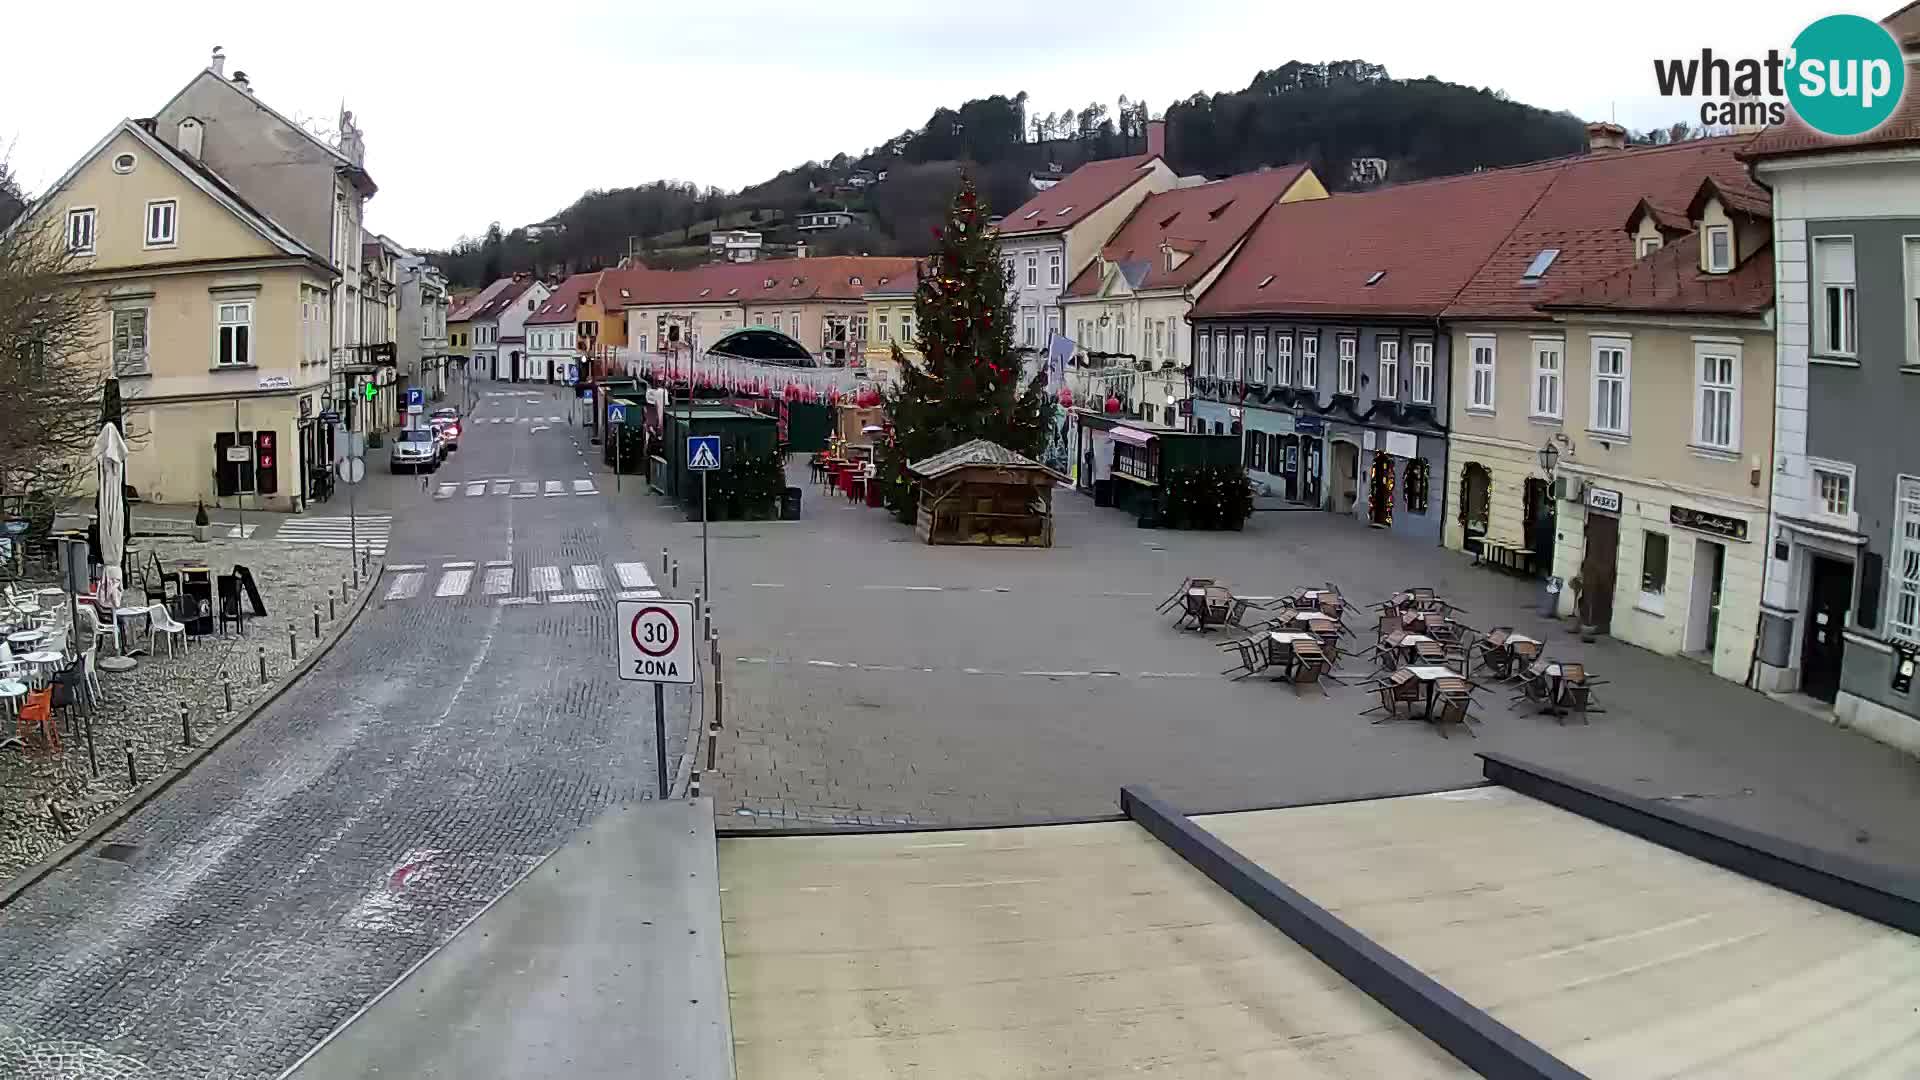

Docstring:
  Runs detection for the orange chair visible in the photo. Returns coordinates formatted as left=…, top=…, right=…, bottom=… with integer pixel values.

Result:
left=17, top=687, right=58, bottom=751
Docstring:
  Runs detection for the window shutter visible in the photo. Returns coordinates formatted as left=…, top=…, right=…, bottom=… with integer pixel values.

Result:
left=1858, top=549, right=1883, bottom=630
left=1816, top=237, right=1855, bottom=283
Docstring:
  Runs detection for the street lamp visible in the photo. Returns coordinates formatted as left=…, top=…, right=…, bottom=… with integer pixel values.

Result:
left=1537, top=439, right=1559, bottom=476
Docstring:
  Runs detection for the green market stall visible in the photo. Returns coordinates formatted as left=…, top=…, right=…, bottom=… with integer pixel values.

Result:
left=1074, top=411, right=1246, bottom=528
left=658, top=405, right=783, bottom=521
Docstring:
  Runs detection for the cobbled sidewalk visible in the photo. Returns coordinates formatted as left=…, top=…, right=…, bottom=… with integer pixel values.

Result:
left=0, top=533, right=365, bottom=884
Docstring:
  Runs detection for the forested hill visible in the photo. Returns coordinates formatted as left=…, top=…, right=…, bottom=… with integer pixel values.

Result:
left=430, top=60, right=1588, bottom=288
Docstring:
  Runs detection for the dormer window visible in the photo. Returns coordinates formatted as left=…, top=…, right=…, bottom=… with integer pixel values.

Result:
left=1058, top=205, right=1074, bottom=215
left=1637, top=235, right=1662, bottom=258
left=698, top=288, right=711, bottom=297
left=763, top=277, right=775, bottom=288
left=727, top=288, right=739, bottom=297
left=1023, top=209, right=1040, bottom=220
left=1705, top=225, right=1733, bottom=273
left=791, top=276, right=802, bottom=286
left=1521, top=249, right=1561, bottom=280
left=1207, top=200, right=1233, bottom=221
left=1257, top=274, right=1275, bottom=289
left=850, top=276, right=862, bottom=286
left=1365, top=271, right=1386, bottom=287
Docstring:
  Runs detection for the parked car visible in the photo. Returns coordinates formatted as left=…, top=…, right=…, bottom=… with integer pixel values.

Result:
left=389, top=427, right=441, bottom=473
left=429, top=412, right=460, bottom=454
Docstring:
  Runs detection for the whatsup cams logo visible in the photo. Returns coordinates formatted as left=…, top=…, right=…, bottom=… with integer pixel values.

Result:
left=1653, top=14, right=1906, bottom=136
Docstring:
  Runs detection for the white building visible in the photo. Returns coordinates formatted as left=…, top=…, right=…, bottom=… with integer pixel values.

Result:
left=526, top=272, right=593, bottom=383
left=709, top=229, right=763, bottom=262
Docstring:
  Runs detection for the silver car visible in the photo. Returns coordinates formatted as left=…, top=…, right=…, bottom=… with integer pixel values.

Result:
left=389, top=427, right=441, bottom=474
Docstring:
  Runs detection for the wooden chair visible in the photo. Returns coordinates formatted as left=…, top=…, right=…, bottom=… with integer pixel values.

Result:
left=16, top=687, right=57, bottom=752
left=1157, top=577, right=1215, bottom=615
left=1361, top=668, right=1421, bottom=718
left=1375, top=610, right=1404, bottom=640
left=1433, top=678, right=1479, bottom=738
left=1290, top=640, right=1331, bottom=695
left=1413, top=639, right=1447, bottom=664
left=1218, top=636, right=1270, bottom=681
left=1505, top=638, right=1542, bottom=678
left=1509, top=658, right=1553, bottom=710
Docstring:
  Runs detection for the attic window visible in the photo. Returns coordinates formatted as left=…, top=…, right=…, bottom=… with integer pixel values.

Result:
left=727, top=288, right=739, bottom=297
left=877, top=277, right=889, bottom=286
left=1365, top=271, right=1387, bottom=286
left=1705, top=226, right=1733, bottom=273
left=1521, top=248, right=1561, bottom=280
left=763, top=277, right=775, bottom=287
left=791, top=276, right=802, bottom=286
left=1257, top=274, right=1275, bottom=289
left=1058, top=205, right=1075, bottom=215
left=112, top=153, right=137, bottom=174
left=620, top=289, right=630, bottom=299
left=698, top=288, right=711, bottom=297
left=1636, top=235, right=1662, bottom=258
left=1207, top=201, right=1234, bottom=221
left=1158, top=212, right=1179, bottom=229
left=1023, top=210, right=1040, bottom=220
left=850, top=275, right=862, bottom=286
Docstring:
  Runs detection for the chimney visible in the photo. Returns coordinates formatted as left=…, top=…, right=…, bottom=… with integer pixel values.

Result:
left=1586, top=121, right=1628, bottom=152
left=178, top=117, right=204, bottom=159
left=1146, top=119, right=1166, bottom=159
left=231, top=70, right=251, bottom=95
left=796, top=239, right=809, bottom=259
left=209, top=46, right=225, bottom=77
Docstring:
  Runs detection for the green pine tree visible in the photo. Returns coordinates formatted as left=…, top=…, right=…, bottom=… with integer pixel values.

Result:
left=877, top=177, right=1054, bottom=521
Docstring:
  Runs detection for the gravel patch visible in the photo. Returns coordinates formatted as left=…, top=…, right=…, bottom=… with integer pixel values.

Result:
left=0, top=535, right=367, bottom=883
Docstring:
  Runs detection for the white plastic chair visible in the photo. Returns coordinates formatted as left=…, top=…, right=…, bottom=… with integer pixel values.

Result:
left=80, top=644, right=101, bottom=702
left=92, top=609, right=121, bottom=655
left=147, top=603, right=187, bottom=658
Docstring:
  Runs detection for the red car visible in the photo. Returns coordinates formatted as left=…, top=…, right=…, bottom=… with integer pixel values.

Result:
left=429, top=410, right=460, bottom=455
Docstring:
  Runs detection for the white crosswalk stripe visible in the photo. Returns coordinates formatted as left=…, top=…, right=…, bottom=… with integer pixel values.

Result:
left=465, top=481, right=487, bottom=497
left=615, top=562, right=655, bottom=589
left=435, top=569, right=472, bottom=597
left=434, top=484, right=455, bottom=500
left=276, top=514, right=391, bottom=555
left=543, top=481, right=564, bottom=497
left=385, top=572, right=423, bottom=600
left=491, top=480, right=511, bottom=496
left=572, top=479, right=598, bottom=495
left=529, top=566, right=562, bottom=593
left=572, top=565, right=605, bottom=590
left=483, top=567, right=513, bottom=595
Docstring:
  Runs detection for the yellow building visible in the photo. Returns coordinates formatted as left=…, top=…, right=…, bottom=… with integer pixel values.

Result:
left=21, top=118, right=336, bottom=511
left=861, top=269, right=919, bottom=382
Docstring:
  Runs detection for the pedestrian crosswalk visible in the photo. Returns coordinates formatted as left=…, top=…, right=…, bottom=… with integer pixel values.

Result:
left=477, top=416, right=566, bottom=424
left=276, top=514, right=391, bottom=556
left=383, top=559, right=662, bottom=606
left=433, top=477, right=599, bottom=500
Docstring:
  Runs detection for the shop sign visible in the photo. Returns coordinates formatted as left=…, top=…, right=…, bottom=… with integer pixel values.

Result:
left=1670, top=504, right=1749, bottom=542
left=1384, top=431, right=1418, bottom=459
left=1292, top=415, right=1325, bottom=435
left=257, top=374, right=292, bottom=390
left=1587, top=486, right=1623, bottom=513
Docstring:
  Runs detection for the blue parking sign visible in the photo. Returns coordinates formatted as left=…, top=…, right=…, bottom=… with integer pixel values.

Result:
left=406, top=387, right=424, bottom=408
left=687, top=435, right=721, bottom=471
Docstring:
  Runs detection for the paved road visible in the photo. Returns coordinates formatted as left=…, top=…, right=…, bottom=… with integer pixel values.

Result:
left=0, top=385, right=692, bottom=1080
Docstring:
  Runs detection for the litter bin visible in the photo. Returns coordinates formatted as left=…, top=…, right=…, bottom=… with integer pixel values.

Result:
left=781, top=486, right=803, bottom=521
left=1541, top=575, right=1563, bottom=617
left=181, top=564, right=214, bottom=637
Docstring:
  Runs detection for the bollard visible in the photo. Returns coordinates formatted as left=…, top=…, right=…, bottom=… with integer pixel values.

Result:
left=661, top=547, right=669, bottom=577
left=712, top=635, right=724, bottom=732
left=671, top=560, right=679, bottom=590
left=288, top=624, right=298, bottom=662
left=125, top=739, right=138, bottom=787
left=329, top=589, right=337, bottom=621
left=223, top=675, right=233, bottom=714
left=85, top=715, right=97, bottom=777
left=706, top=721, right=719, bottom=771
left=341, top=577, right=348, bottom=606
left=313, top=604, right=322, bottom=640
left=180, top=703, right=194, bottom=747
left=693, top=590, right=702, bottom=623
left=258, top=645, right=268, bottom=685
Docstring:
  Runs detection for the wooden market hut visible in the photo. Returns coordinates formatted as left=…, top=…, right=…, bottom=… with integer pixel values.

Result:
left=907, top=440, right=1066, bottom=547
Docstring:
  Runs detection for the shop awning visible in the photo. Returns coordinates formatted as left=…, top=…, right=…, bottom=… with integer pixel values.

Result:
left=1109, top=426, right=1156, bottom=447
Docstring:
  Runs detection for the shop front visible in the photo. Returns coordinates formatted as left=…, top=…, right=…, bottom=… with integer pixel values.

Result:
left=1237, top=407, right=1325, bottom=508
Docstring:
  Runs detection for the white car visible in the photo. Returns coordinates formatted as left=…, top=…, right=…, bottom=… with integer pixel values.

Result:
left=389, top=427, right=441, bottom=473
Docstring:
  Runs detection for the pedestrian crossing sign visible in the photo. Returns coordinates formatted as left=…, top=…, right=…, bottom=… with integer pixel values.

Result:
left=688, top=435, right=721, bottom=471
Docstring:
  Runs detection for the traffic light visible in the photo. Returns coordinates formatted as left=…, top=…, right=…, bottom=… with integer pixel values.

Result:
left=254, top=430, right=278, bottom=495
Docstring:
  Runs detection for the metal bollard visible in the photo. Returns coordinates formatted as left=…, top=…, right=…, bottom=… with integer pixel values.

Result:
left=288, top=624, right=298, bottom=662
left=671, top=560, right=679, bottom=590
left=329, top=589, right=337, bottom=621
left=85, top=715, right=98, bottom=777
left=693, top=590, right=702, bottom=623
left=180, top=703, right=194, bottom=747
left=313, top=604, right=322, bottom=640
left=711, top=635, right=724, bottom=733
left=258, top=645, right=268, bottom=684
left=661, top=547, right=669, bottom=577
left=223, top=675, right=233, bottom=714
left=125, top=739, right=138, bottom=787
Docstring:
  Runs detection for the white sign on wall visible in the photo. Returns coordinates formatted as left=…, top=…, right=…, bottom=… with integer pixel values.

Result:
left=1588, top=486, right=1623, bottom=513
left=1362, top=430, right=1377, bottom=451
left=1384, top=431, right=1419, bottom=459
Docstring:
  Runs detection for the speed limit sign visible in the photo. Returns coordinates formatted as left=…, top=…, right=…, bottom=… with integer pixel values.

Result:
left=617, top=599, right=694, bottom=684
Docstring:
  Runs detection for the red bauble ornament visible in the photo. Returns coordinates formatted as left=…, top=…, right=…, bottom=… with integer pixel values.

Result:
left=1057, top=386, right=1074, bottom=407
left=1104, top=395, right=1122, bottom=415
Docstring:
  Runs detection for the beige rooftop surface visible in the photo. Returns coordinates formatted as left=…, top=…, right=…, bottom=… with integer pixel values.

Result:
left=1207, top=787, right=1920, bottom=1079
left=719, top=819, right=1470, bottom=1078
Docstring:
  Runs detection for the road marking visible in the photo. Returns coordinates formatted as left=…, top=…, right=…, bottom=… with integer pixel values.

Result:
left=807, top=660, right=844, bottom=667
left=862, top=584, right=943, bottom=592
left=750, top=583, right=784, bottom=588
left=496, top=596, right=539, bottom=606
left=465, top=482, right=487, bottom=497
left=546, top=592, right=595, bottom=604
left=434, top=569, right=472, bottom=597
left=385, top=572, right=423, bottom=600
left=543, top=480, right=564, bottom=497
left=517, top=481, right=538, bottom=495
left=222, top=524, right=259, bottom=539
left=529, top=566, right=562, bottom=593
left=483, top=568, right=513, bottom=595
left=531, top=426, right=550, bottom=433
left=385, top=564, right=426, bottom=573
left=614, top=562, right=654, bottom=589
left=442, top=560, right=476, bottom=568
left=433, top=484, right=455, bottom=499
left=571, top=565, right=606, bottom=590
left=491, top=480, right=511, bottom=495
left=485, top=559, right=512, bottom=567
left=1019, top=671, right=1090, bottom=678
left=1138, top=672, right=1205, bottom=679
left=572, top=479, right=597, bottom=495
left=617, top=589, right=661, bottom=600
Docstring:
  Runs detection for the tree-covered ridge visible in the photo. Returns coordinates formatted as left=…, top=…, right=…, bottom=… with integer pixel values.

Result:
left=429, top=59, right=1590, bottom=287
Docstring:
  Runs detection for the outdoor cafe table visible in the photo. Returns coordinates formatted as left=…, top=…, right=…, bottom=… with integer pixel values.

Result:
left=1264, top=630, right=1318, bottom=679
left=1185, top=586, right=1236, bottom=630
left=0, top=679, right=24, bottom=718
left=1405, top=664, right=1464, bottom=720
left=115, top=606, right=153, bottom=654
left=21, top=651, right=62, bottom=688
left=8, top=629, right=47, bottom=649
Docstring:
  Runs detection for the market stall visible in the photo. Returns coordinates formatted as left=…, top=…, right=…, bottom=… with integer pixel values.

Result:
left=906, top=440, right=1065, bottom=547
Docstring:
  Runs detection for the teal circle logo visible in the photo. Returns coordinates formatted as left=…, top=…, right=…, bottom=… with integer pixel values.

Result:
left=1787, top=14, right=1906, bottom=137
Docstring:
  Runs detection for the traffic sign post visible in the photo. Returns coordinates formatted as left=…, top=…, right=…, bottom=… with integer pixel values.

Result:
left=406, top=386, right=424, bottom=417
left=609, top=403, right=627, bottom=493
left=618, top=598, right=695, bottom=798
left=688, top=436, right=721, bottom=597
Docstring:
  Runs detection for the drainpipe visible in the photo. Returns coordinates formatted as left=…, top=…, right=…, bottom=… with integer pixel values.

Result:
left=1433, top=315, right=1451, bottom=550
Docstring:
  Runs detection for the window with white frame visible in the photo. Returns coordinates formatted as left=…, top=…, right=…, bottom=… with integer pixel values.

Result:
left=877, top=314, right=890, bottom=341
left=1814, top=236, right=1857, bottom=357
left=1531, top=339, right=1563, bottom=419
left=1231, top=332, right=1246, bottom=381
left=1377, top=339, right=1399, bottom=399
left=1045, top=309, right=1059, bottom=344
left=1048, top=252, right=1062, bottom=286
left=1275, top=334, right=1294, bottom=385
left=1591, top=337, right=1630, bottom=435
left=217, top=301, right=253, bottom=366
left=1337, top=336, right=1356, bottom=394
left=1300, top=334, right=1319, bottom=387
left=1117, top=321, right=1127, bottom=355
left=1907, top=237, right=1920, bottom=367
left=1251, top=334, right=1267, bottom=383
left=1198, top=331, right=1212, bottom=376
left=1468, top=335, right=1496, bottom=410
left=1002, top=257, right=1015, bottom=284
left=112, top=309, right=148, bottom=376
left=1215, top=332, right=1229, bottom=379
left=1024, top=314, right=1036, bottom=346
left=1410, top=340, right=1433, bottom=404
left=1637, top=235, right=1662, bottom=258
left=902, top=313, right=914, bottom=342
left=145, top=199, right=177, bottom=247
left=1025, top=255, right=1037, bottom=286
left=1808, top=458, right=1856, bottom=529
left=1705, top=225, right=1733, bottom=272
left=1694, top=344, right=1740, bottom=451
left=1894, top=477, right=1920, bottom=642
left=1640, top=531, right=1669, bottom=612
left=66, top=208, right=95, bottom=253
left=1154, top=319, right=1165, bottom=358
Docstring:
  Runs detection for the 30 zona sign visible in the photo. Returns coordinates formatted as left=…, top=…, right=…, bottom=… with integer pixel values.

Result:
left=617, top=599, right=695, bottom=684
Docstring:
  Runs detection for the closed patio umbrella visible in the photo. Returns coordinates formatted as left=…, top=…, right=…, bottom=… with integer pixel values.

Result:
left=92, top=423, right=128, bottom=611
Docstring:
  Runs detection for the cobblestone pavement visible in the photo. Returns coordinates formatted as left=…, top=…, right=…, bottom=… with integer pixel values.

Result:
left=677, top=469, right=1920, bottom=876
left=0, top=387, right=693, bottom=1079
left=0, top=538, right=360, bottom=883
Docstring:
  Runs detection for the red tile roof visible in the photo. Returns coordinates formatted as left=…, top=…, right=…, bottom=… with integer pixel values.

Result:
left=603, top=256, right=920, bottom=308
left=468, top=276, right=539, bottom=322
left=448, top=277, right=514, bottom=322
left=528, top=272, right=597, bottom=325
left=1442, top=134, right=1763, bottom=319
left=862, top=267, right=918, bottom=298
left=1192, top=164, right=1563, bottom=319
left=1744, top=58, right=1920, bottom=159
left=1062, top=165, right=1311, bottom=299
left=1539, top=232, right=1773, bottom=316
left=995, top=154, right=1165, bottom=237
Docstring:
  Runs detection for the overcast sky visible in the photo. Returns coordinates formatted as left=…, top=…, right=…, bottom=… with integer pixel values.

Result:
left=4, top=0, right=1819, bottom=250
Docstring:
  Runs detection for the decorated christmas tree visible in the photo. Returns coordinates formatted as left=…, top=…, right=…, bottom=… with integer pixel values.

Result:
left=877, top=177, right=1054, bottom=521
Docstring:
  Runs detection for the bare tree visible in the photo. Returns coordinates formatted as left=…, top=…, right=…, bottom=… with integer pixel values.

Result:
left=0, top=210, right=110, bottom=523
